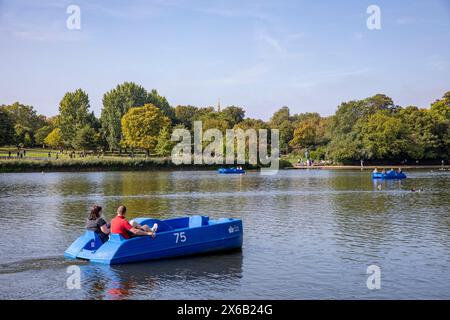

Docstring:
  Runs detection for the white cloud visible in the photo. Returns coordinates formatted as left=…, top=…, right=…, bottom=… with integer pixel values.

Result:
left=258, top=32, right=286, bottom=54
left=396, top=17, right=417, bottom=25
left=424, top=54, right=448, bottom=71
left=291, top=68, right=372, bottom=88
left=204, top=64, right=270, bottom=86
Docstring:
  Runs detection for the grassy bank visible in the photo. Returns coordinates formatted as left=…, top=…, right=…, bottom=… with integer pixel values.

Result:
left=0, top=157, right=293, bottom=173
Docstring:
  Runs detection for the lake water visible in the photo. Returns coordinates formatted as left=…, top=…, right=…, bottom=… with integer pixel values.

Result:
left=0, top=169, right=448, bottom=299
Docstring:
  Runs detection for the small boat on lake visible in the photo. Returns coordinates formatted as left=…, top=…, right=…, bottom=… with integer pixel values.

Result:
left=64, top=215, right=243, bottom=265
left=218, top=167, right=245, bottom=174
left=372, top=171, right=407, bottom=179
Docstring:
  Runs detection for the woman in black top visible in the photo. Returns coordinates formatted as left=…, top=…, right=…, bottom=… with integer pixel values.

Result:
left=85, top=205, right=110, bottom=243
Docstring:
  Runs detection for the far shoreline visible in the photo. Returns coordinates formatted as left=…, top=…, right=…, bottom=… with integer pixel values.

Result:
left=0, top=158, right=448, bottom=173
left=289, top=164, right=450, bottom=170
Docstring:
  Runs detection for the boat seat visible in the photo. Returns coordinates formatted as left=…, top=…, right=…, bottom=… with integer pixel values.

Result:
left=189, top=215, right=209, bottom=228
left=82, top=231, right=104, bottom=250
left=133, top=218, right=173, bottom=232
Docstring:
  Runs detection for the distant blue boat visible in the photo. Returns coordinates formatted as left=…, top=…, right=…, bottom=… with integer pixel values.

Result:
left=64, top=215, right=243, bottom=265
left=372, top=171, right=407, bottom=179
left=218, top=167, right=245, bottom=174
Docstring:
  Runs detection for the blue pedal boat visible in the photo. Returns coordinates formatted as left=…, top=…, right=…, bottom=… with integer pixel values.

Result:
left=218, top=168, right=245, bottom=174
left=64, top=215, right=243, bottom=265
left=372, top=171, right=406, bottom=179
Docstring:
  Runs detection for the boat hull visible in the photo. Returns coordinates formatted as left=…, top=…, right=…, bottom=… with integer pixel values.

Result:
left=372, top=172, right=406, bottom=179
left=218, top=168, right=245, bottom=174
left=64, top=216, right=243, bottom=265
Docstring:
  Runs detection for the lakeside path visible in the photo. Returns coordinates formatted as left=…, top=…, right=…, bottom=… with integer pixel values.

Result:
left=289, top=164, right=450, bottom=170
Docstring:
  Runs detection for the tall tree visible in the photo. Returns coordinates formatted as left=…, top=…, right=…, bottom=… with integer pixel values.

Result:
left=429, top=92, right=450, bottom=159
left=0, top=107, right=14, bottom=145
left=101, top=82, right=148, bottom=151
left=147, top=89, right=175, bottom=121
left=269, top=106, right=294, bottom=154
left=398, top=106, right=440, bottom=159
left=101, top=82, right=174, bottom=151
left=59, top=89, right=96, bottom=148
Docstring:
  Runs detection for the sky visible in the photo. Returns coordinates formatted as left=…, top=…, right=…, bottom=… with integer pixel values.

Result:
left=0, top=0, right=449, bottom=120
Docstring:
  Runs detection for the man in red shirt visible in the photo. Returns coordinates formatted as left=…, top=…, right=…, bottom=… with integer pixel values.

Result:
left=111, top=205, right=156, bottom=239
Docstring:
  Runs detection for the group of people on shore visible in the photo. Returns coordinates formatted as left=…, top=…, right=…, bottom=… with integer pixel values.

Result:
left=86, top=205, right=158, bottom=243
left=6, top=149, right=26, bottom=158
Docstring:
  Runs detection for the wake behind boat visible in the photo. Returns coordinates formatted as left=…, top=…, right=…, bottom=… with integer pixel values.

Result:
left=65, top=215, right=243, bottom=265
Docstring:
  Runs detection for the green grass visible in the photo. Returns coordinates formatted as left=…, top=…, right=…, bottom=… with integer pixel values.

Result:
left=0, top=147, right=150, bottom=160
left=0, top=157, right=174, bottom=172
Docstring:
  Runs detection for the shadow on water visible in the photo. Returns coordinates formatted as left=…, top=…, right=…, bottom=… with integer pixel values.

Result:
left=80, top=250, right=244, bottom=300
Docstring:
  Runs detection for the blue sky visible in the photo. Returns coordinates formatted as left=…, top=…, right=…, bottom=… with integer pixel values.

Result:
left=0, top=0, right=449, bottom=120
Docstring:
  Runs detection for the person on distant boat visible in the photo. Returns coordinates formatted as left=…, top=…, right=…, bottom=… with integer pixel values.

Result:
left=110, top=205, right=157, bottom=239
left=85, top=205, right=110, bottom=243
left=373, top=168, right=378, bottom=173
left=398, top=168, right=403, bottom=173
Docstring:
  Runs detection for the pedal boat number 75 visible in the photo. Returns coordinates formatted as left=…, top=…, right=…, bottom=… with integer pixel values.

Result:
left=64, top=215, right=243, bottom=265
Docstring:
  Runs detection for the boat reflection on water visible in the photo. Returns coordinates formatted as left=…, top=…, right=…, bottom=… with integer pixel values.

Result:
left=79, top=249, right=243, bottom=300
left=372, top=177, right=405, bottom=191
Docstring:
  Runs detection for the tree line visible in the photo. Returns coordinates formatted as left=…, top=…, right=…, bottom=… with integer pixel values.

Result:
left=0, top=81, right=448, bottom=162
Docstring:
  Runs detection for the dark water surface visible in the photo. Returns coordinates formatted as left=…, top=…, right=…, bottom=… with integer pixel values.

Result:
left=0, top=170, right=448, bottom=299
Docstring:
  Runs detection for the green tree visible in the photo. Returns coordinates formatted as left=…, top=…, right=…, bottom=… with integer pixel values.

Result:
left=73, top=125, right=100, bottom=152
left=175, top=105, right=198, bottom=130
left=429, top=92, right=450, bottom=159
left=35, top=126, right=53, bottom=147
left=269, top=107, right=294, bottom=154
left=2, top=102, right=46, bottom=132
left=13, top=124, right=33, bottom=147
left=220, top=106, right=245, bottom=127
left=289, top=113, right=327, bottom=149
left=365, top=94, right=397, bottom=112
left=147, top=89, right=175, bottom=121
left=101, top=82, right=148, bottom=151
left=358, top=111, right=409, bottom=159
left=101, top=82, right=174, bottom=151
left=326, top=94, right=398, bottom=161
left=2, top=102, right=47, bottom=146
left=121, top=104, right=171, bottom=155
left=234, top=118, right=269, bottom=131
left=59, top=89, right=96, bottom=147
left=155, top=125, right=174, bottom=157
left=44, top=128, right=64, bottom=149
left=397, top=106, right=439, bottom=159
left=0, top=107, right=14, bottom=145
